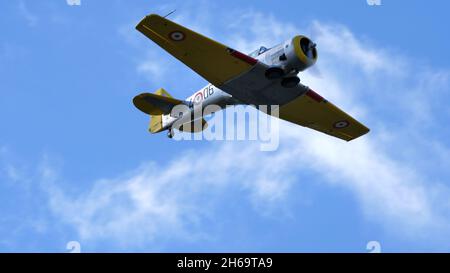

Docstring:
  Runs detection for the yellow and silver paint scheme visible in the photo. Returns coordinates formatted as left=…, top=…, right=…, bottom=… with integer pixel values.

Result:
left=133, top=14, right=369, bottom=141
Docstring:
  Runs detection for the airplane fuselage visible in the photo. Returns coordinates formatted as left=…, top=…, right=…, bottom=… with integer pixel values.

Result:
left=160, top=43, right=287, bottom=131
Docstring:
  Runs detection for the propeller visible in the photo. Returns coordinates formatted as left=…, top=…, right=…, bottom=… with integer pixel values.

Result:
left=302, top=30, right=322, bottom=78
left=300, top=38, right=317, bottom=60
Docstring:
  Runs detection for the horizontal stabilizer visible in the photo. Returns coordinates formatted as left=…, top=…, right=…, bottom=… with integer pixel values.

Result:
left=133, top=88, right=184, bottom=115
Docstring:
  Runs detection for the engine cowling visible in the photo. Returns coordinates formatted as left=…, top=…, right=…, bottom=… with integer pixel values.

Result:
left=284, top=35, right=318, bottom=72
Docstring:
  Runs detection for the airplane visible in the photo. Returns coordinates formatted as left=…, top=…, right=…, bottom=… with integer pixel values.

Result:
left=132, top=14, right=369, bottom=141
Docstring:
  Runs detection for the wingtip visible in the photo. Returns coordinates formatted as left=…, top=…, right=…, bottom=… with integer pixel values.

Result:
left=146, top=13, right=161, bottom=18
left=135, top=14, right=161, bottom=29
left=347, top=127, right=370, bottom=142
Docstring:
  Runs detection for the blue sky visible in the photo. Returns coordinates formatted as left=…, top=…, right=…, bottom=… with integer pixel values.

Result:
left=1, top=0, right=450, bottom=252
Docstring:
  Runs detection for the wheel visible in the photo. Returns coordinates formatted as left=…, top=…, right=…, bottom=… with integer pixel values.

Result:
left=265, top=67, right=284, bottom=79
left=281, top=76, right=300, bottom=88
left=167, top=129, right=174, bottom=139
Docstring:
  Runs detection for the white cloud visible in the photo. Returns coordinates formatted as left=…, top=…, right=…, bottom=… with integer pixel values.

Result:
left=41, top=144, right=298, bottom=246
left=285, top=130, right=440, bottom=235
left=18, top=1, right=38, bottom=27
left=136, top=52, right=168, bottom=81
left=119, top=1, right=215, bottom=86
left=223, top=11, right=299, bottom=53
left=0, top=146, right=29, bottom=186
left=4, top=9, right=450, bottom=250
left=311, top=21, right=407, bottom=76
left=118, top=22, right=169, bottom=84
left=42, top=119, right=450, bottom=247
left=112, top=13, right=450, bottom=246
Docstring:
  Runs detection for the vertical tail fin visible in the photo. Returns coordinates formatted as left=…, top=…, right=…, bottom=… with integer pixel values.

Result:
left=149, top=114, right=163, bottom=133
left=154, top=88, right=173, bottom=98
left=148, top=88, right=173, bottom=133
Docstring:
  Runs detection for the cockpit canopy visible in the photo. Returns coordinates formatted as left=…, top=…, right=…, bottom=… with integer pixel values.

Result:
left=248, top=46, right=269, bottom=58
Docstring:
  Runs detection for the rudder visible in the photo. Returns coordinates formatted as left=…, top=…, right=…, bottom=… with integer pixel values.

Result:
left=148, top=88, right=174, bottom=133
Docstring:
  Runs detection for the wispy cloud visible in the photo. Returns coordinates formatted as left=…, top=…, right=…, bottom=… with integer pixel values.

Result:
left=311, top=21, right=407, bottom=76
left=0, top=146, right=30, bottom=186
left=41, top=142, right=298, bottom=247
left=2, top=8, right=450, bottom=251
left=67, top=12, right=450, bottom=247
left=135, top=52, right=169, bottom=82
left=223, top=11, right=299, bottom=54
left=119, top=1, right=214, bottom=86
left=18, top=1, right=38, bottom=27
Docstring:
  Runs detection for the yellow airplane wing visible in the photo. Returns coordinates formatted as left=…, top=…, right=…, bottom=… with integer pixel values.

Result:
left=136, top=14, right=258, bottom=86
left=279, top=89, right=369, bottom=141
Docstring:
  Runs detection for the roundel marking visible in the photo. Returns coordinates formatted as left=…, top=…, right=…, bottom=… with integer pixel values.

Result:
left=193, top=92, right=203, bottom=104
left=333, top=120, right=350, bottom=129
left=169, top=31, right=185, bottom=41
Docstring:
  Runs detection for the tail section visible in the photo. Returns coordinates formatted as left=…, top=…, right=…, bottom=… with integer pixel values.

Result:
left=133, top=88, right=181, bottom=115
left=133, top=88, right=208, bottom=136
left=133, top=88, right=179, bottom=134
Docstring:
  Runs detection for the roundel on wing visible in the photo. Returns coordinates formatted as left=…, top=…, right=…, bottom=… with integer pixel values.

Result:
left=333, top=120, right=350, bottom=129
left=169, top=31, right=185, bottom=41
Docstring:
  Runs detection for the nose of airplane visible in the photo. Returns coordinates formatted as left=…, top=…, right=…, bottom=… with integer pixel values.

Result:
left=300, top=36, right=317, bottom=60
